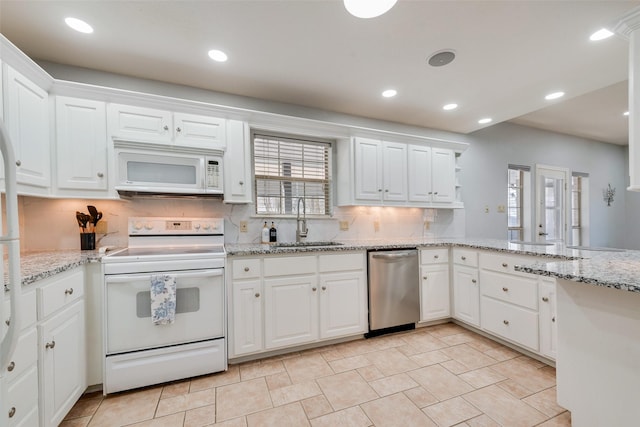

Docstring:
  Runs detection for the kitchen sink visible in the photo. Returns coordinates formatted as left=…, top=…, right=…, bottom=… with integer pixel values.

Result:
left=566, top=245, right=626, bottom=252
left=273, top=241, right=344, bottom=248
left=509, top=241, right=553, bottom=246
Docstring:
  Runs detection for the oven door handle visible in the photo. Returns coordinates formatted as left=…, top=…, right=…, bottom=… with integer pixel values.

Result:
left=105, top=269, right=223, bottom=283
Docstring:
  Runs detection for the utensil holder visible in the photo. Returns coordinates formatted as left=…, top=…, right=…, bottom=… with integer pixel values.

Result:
left=80, top=232, right=95, bottom=250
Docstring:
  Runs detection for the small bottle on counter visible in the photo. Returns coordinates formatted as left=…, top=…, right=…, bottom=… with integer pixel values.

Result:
left=261, top=221, right=269, bottom=244
left=269, top=221, right=277, bottom=243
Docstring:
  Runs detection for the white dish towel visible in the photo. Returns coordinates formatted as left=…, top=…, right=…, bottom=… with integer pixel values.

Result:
left=150, top=274, right=177, bottom=325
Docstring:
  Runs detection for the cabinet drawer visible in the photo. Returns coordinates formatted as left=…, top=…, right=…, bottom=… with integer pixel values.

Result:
left=479, top=252, right=535, bottom=276
left=480, top=270, right=538, bottom=310
left=319, top=253, right=364, bottom=272
left=38, top=268, right=84, bottom=319
left=3, top=290, right=36, bottom=334
left=232, top=258, right=261, bottom=279
left=4, top=365, right=38, bottom=427
left=481, top=296, right=539, bottom=351
left=264, top=256, right=316, bottom=277
left=3, top=327, right=37, bottom=382
left=420, top=248, right=449, bottom=265
left=452, top=248, right=478, bottom=267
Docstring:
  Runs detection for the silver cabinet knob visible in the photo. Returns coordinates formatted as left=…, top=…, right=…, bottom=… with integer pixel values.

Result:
left=434, top=192, right=438, bottom=195
left=502, top=287, right=509, bottom=292
left=8, top=407, right=15, bottom=418
left=503, top=320, right=509, bottom=325
left=45, top=340, right=56, bottom=350
left=434, top=255, right=439, bottom=259
left=239, top=181, right=244, bottom=185
left=65, top=288, right=74, bottom=295
left=461, top=256, right=466, bottom=261
left=312, top=287, right=317, bottom=291
left=4, top=318, right=9, bottom=326
left=428, top=191, right=433, bottom=195
left=255, top=292, right=260, bottom=298
left=15, top=160, right=21, bottom=167
left=384, top=189, right=389, bottom=192
left=97, top=172, right=104, bottom=178
left=552, top=316, right=556, bottom=323
left=423, top=276, right=428, bottom=280
left=176, top=127, right=182, bottom=133
left=471, top=279, right=477, bottom=284
left=244, top=267, right=250, bottom=272
left=502, top=263, right=508, bottom=268
left=378, top=189, right=382, bottom=192
left=322, top=286, right=327, bottom=291
left=7, top=361, right=15, bottom=372
left=163, top=125, right=169, bottom=131
left=542, top=296, right=549, bottom=302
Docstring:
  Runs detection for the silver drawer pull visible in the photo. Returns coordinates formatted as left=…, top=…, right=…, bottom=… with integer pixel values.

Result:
left=255, top=292, right=260, bottom=298
left=97, top=172, right=104, bottom=178
left=45, top=340, right=56, bottom=350
left=163, top=125, right=169, bottom=131
left=552, top=316, right=556, bottom=323
left=423, top=276, right=428, bottom=280
left=502, top=263, right=508, bottom=268
left=542, top=296, right=549, bottom=302
left=8, top=407, right=16, bottom=418
left=65, top=288, right=74, bottom=295
left=7, top=361, right=15, bottom=372
left=471, top=279, right=477, bottom=284
left=461, top=256, right=466, bottom=260
left=434, top=255, right=439, bottom=259
left=312, top=287, right=317, bottom=291
left=5, top=318, right=9, bottom=326
left=15, top=160, right=21, bottom=167
left=503, top=320, right=509, bottom=325
left=176, top=127, right=182, bottom=133
left=502, top=287, right=509, bottom=292
left=322, top=286, right=327, bottom=291
left=244, top=267, right=250, bottom=272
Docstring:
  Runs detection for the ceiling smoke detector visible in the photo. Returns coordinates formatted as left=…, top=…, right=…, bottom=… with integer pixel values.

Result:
left=428, top=50, right=456, bottom=67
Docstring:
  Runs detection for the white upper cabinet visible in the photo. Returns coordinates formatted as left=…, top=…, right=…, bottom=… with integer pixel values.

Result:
left=55, top=96, right=109, bottom=195
left=408, top=145, right=432, bottom=202
left=408, top=145, right=456, bottom=204
left=107, top=103, right=226, bottom=150
left=352, top=137, right=407, bottom=204
left=431, top=147, right=456, bottom=203
left=382, top=141, right=408, bottom=201
left=5, top=65, right=50, bottom=191
left=223, top=120, right=252, bottom=203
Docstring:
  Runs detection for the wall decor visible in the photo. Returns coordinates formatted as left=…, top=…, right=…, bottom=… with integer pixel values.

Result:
left=603, top=183, right=616, bottom=206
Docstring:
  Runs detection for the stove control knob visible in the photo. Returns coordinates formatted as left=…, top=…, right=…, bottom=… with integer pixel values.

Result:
left=194, top=223, right=201, bottom=230
left=133, top=222, right=143, bottom=231
left=203, top=223, right=211, bottom=230
left=144, top=223, right=154, bottom=231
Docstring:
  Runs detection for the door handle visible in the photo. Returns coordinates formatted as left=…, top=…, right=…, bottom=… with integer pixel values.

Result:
left=371, top=251, right=417, bottom=259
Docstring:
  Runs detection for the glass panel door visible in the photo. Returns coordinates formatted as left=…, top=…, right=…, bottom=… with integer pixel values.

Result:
left=535, top=166, right=569, bottom=243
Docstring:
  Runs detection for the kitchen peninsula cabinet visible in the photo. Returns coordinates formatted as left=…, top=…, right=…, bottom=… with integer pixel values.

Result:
left=452, top=249, right=480, bottom=327
left=107, top=103, right=226, bottom=150
left=55, top=96, right=110, bottom=197
left=538, top=277, right=557, bottom=359
left=419, top=248, right=450, bottom=321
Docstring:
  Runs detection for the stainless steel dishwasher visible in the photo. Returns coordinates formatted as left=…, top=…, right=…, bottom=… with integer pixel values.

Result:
left=367, top=249, right=419, bottom=336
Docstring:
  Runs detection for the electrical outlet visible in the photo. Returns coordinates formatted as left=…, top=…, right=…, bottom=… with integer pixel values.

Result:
left=339, top=220, right=349, bottom=231
left=239, top=221, right=248, bottom=232
left=373, top=220, right=380, bottom=232
left=96, top=221, right=108, bottom=234
left=497, top=205, right=506, bottom=213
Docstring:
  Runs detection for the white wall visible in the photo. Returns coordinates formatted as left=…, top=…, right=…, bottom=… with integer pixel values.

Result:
left=461, top=122, right=632, bottom=249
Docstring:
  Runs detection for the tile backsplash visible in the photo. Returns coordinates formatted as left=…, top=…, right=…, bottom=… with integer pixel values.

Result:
left=16, top=196, right=465, bottom=252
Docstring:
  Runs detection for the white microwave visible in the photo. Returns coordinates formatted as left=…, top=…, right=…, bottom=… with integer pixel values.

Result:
left=115, top=144, right=223, bottom=196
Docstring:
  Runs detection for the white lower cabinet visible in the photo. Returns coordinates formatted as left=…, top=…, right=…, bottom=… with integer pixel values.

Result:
left=232, top=279, right=263, bottom=355
left=452, top=265, right=480, bottom=327
left=538, top=278, right=558, bottom=359
left=319, top=271, right=367, bottom=339
left=480, top=296, right=539, bottom=351
left=419, top=248, right=450, bottom=321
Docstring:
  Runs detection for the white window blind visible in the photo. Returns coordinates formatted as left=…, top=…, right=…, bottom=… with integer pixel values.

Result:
left=253, top=133, right=332, bottom=215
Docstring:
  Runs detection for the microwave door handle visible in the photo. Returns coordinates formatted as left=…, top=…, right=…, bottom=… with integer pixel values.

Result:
left=105, top=269, right=224, bottom=283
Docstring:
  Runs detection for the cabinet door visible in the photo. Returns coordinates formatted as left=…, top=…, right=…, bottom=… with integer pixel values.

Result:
left=354, top=137, right=382, bottom=201
left=382, top=141, right=408, bottom=202
left=173, top=112, right=226, bottom=149
left=452, top=265, right=480, bottom=327
left=264, top=275, right=318, bottom=349
left=408, top=144, right=432, bottom=202
left=232, top=279, right=263, bottom=356
left=5, top=66, right=50, bottom=188
left=420, top=265, right=450, bottom=321
left=538, top=278, right=557, bottom=359
left=319, top=271, right=367, bottom=339
left=224, top=120, right=252, bottom=203
left=39, top=300, right=86, bottom=427
left=107, top=103, right=172, bottom=143
left=431, top=148, right=455, bottom=202
left=55, top=96, right=108, bottom=191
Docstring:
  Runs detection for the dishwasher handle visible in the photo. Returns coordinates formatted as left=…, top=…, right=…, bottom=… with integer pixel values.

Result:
left=370, top=251, right=417, bottom=259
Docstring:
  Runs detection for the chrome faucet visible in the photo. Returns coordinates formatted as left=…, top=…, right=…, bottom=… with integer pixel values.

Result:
left=296, top=197, right=308, bottom=242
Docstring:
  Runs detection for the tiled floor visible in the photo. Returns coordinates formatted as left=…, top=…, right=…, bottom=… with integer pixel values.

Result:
left=62, top=323, right=571, bottom=427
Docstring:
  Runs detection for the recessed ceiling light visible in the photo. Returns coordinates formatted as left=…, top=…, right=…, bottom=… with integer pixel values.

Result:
left=545, top=91, right=565, bottom=100
left=344, top=0, right=397, bottom=19
left=65, top=17, right=93, bottom=34
left=624, top=111, right=630, bottom=116
left=590, top=28, right=614, bottom=41
left=478, top=118, right=492, bottom=124
left=208, top=49, right=228, bottom=62
left=382, top=89, right=397, bottom=98
left=443, top=103, right=458, bottom=111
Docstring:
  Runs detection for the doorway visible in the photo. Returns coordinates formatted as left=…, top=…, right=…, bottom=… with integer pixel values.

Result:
left=535, top=165, right=570, bottom=243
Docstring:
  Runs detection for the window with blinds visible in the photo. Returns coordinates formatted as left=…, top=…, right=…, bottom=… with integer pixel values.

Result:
left=253, top=132, right=332, bottom=216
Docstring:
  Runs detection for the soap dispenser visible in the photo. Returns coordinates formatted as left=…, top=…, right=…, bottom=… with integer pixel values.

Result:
left=261, top=221, right=270, bottom=244
left=269, top=221, right=277, bottom=243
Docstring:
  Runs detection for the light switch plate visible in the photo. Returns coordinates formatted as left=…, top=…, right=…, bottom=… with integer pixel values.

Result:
left=239, top=221, right=248, bottom=232
left=497, top=205, right=506, bottom=213
left=339, top=220, right=349, bottom=231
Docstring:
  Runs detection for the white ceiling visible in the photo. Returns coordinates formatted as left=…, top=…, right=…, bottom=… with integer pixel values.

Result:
left=0, top=0, right=637, bottom=145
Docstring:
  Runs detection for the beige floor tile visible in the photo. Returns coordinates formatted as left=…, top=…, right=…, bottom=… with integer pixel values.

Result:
left=423, top=396, right=482, bottom=427
left=283, top=353, right=334, bottom=383
left=425, top=323, right=467, bottom=338
left=60, top=416, right=92, bottom=427
left=310, top=406, right=372, bottom=427
left=363, top=347, right=419, bottom=376
left=335, top=339, right=380, bottom=358
left=395, top=343, right=423, bottom=357
left=409, top=349, right=451, bottom=367
left=369, top=373, right=419, bottom=397
left=464, top=335, right=502, bottom=352
left=370, top=333, right=409, bottom=350
left=239, top=359, right=286, bottom=381
left=356, top=365, right=385, bottom=382
left=361, top=392, right=437, bottom=427
left=401, top=331, right=449, bottom=352
left=216, top=378, right=273, bottom=422
left=316, top=370, right=379, bottom=411
left=127, top=412, right=185, bottom=427
left=301, top=395, right=333, bottom=420
left=184, top=404, right=216, bottom=427
left=329, top=354, right=370, bottom=373
left=408, top=364, right=474, bottom=401
left=489, top=358, right=556, bottom=394
left=190, top=366, right=241, bottom=392
left=156, top=388, right=216, bottom=417
left=522, top=387, right=565, bottom=417
left=269, top=380, right=322, bottom=406
left=64, top=396, right=102, bottom=420
left=462, top=384, right=547, bottom=427
left=459, top=366, right=507, bottom=389
left=403, top=387, right=439, bottom=408
left=246, top=402, right=310, bottom=427
left=212, top=417, right=247, bottom=427
left=465, top=414, right=501, bottom=427
left=88, top=387, right=162, bottom=427
left=496, top=378, right=535, bottom=399
left=161, top=380, right=191, bottom=399
left=483, top=345, right=521, bottom=361
left=515, top=355, right=547, bottom=368
left=441, top=344, right=498, bottom=371
left=441, top=359, right=470, bottom=374
left=536, top=411, right=572, bottom=427
left=319, top=348, right=343, bottom=362
left=438, top=332, right=478, bottom=346
left=265, top=371, right=292, bottom=390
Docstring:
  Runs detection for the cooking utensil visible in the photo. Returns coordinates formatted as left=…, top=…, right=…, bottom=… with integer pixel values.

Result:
left=76, top=211, right=90, bottom=232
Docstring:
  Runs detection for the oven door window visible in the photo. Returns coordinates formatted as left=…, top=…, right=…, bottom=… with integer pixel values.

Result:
left=105, top=269, right=224, bottom=355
